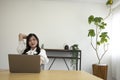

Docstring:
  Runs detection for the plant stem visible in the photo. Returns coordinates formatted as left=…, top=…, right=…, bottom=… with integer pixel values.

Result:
left=90, top=29, right=100, bottom=64
left=96, top=25, right=100, bottom=63
left=104, top=5, right=112, bottom=20
left=91, top=37, right=96, bottom=51
left=100, top=44, right=108, bottom=61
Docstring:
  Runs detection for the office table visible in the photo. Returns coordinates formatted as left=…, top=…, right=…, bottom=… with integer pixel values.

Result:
left=46, top=49, right=81, bottom=70
left=0, top=70, right=103, bottom=80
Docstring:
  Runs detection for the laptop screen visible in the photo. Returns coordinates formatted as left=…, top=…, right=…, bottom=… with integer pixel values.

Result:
left=8, top=54, right=41, bottom=73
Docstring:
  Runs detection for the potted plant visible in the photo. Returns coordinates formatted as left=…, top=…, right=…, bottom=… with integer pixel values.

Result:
left=88, top=15, right=109, bottom=80
left=70, top=44, right=79, bottom=70
left=87, top=0, right=113, bottom=80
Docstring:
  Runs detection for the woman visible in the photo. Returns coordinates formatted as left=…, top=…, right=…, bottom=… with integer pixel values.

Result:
left=17, top=33, right=49, bottom=65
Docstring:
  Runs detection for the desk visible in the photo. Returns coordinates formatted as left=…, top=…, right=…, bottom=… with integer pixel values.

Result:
left=45, top=49, right=81, bottom=70
left=0, top=70, right=103, bottom=80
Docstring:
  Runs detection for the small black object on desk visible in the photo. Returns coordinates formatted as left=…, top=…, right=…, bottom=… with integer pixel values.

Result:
left=64, top=45, right=69, bottom=50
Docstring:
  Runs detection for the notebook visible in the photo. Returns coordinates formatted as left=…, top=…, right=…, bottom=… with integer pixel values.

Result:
left=8, top=54, right=41, bottom=73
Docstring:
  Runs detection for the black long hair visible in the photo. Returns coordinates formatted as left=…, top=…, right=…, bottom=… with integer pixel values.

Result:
left=22, top=33, right=40, bottom=55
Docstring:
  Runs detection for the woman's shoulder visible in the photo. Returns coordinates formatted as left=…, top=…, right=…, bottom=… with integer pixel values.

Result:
left=39, top=49, right=46, bottom=55
left=40, top=49, right=46, bottom=52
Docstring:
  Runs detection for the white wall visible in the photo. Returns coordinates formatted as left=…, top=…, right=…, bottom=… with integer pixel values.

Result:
left=0, top=0, right=112, bottom=80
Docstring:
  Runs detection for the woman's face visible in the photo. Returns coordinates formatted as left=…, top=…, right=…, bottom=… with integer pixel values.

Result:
left=28, top=36, right=38, bottom=49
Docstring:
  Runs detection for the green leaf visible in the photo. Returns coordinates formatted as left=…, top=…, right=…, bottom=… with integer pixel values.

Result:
left=71, top=44, right=79, bottom=50
left=88, top=29, right=95, bottom=37
left=99, top=25, right=105, bottom=29
left=97, top=42, right=100, bottom=45
left=102, top=22, right=107, bottom=26
left=94, top=17, right=103, bottom=23
left=99, top=32, right=109, bottom=43
left=106, top=0, right=113, bottom=5
left=88, top=15, right=94, bottom=24
left=100, top=32, right=109, bottom=38
left=98, top=22, right=107, bottom=29
left=100, top=38, right=108, bottom=43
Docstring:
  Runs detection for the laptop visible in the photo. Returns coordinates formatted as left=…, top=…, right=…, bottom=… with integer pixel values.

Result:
left=8, top=54, right=41, bottom=73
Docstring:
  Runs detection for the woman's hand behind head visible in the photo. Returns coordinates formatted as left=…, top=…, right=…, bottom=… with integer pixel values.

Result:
left=19, top=33, right=27, bottom=41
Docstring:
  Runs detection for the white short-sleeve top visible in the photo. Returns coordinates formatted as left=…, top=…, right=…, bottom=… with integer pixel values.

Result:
left=17, top=40, right=49, bottom=64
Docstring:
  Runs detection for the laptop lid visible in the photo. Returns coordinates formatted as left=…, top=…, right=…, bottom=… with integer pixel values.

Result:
left=8, top=54, right=40, bottom=73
